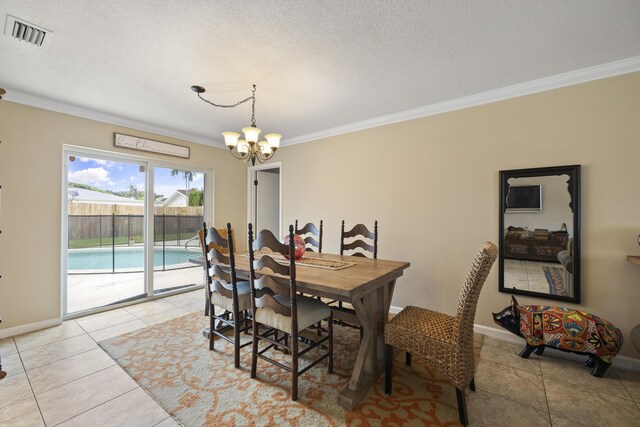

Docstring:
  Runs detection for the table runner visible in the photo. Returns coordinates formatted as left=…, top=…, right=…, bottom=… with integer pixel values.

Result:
left=240, top=251, right=356, bottom=270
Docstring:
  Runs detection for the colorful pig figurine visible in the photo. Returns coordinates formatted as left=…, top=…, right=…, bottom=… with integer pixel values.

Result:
left=492, top=296, right=623, bottom=377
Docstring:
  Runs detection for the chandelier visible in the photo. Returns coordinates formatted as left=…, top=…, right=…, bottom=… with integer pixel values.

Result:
left=191, top=84, right=281, bottom=166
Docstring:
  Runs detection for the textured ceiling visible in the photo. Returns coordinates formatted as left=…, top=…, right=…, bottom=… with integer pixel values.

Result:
left=1, top=1, right=640, bottom=148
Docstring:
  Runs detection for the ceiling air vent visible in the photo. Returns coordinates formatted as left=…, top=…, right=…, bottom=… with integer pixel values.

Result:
left=4, top=14, right=53, bottom=48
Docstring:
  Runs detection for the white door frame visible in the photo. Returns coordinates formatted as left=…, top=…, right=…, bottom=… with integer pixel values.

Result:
left=247, top=162, right=282, bottom=237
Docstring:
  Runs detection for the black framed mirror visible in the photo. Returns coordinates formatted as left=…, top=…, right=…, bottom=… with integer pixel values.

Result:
left=499, top=165, right=581, bottom=303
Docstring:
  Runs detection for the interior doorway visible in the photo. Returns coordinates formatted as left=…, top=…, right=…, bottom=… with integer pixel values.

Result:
left=248, top=163, right=282, bottom=237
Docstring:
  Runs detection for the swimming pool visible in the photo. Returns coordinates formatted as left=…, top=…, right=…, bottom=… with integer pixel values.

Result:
left=68, top=246, right=200, bottom=272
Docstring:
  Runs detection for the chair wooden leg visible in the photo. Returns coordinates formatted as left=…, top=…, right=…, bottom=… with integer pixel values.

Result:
left=209, top=305, right=215, bottom=351
left=292, top=331, right=299, bottom=401
left=233, top=310, right=241, bottom=369
left=0, top=354, right=5, bottom=379
left=384, top=344, right=393, bottom=394
left=328, top=314, right=334, bottom=373
left=405, top=351, right=412, bottom=366
left=470, top=377, right=476, bottom=391
left=250, top=318, right=259, bottom=379
left=243, top=310, right=251, bottom=335
left=456, top=387, right=469, bottom=426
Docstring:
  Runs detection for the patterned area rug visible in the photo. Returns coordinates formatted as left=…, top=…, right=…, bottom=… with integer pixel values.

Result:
left=99, top=312, right=472, bottom=426
left=542, top=266, right=567, bottom=296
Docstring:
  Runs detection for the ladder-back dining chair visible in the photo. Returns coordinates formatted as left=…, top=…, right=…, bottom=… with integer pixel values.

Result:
left=294, top=220, right=323, bottom=253
left=198, top=224, right=236, bottom=316
left=336, top=221, right=379, bottom=331
left=248, top=224, right=333, bottom=401
left=200, top=222, right=252, bottom=368
left=295, top=219, right=325, bottom=334
left=340, top=220, right=378, bottom=258
left=384, top=241, right=498, bottom=426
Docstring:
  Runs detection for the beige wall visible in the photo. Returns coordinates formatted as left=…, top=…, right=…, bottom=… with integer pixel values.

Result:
left=276, top=72, right=640, bottom=358
left=0, top=102, right=247, bottom=330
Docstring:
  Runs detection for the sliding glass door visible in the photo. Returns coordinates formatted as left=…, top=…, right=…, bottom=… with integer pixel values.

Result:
left=63, top=148, right=210, bottom=316
left=152, top=166, right=205, bottom=295
left=66, top=153, right=147, bottom=313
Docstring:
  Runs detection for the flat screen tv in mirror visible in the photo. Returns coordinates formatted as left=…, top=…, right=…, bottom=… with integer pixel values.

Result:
left=506, top=185, right=542, bottom=212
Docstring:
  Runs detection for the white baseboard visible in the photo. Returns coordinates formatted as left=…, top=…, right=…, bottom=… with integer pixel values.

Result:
left=0, top=317, right=62, bottom=340
left=610, top=354, right=640, bottom=372
left=390, top=307, right=640, bottom=372
left=473, top=323, right=523, bottom=345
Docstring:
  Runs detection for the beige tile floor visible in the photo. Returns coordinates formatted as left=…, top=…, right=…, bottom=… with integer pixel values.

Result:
left=1, top=289, right=640, bottom=426
left=0, top=289, right=203, bottom=427
left=504, top=259, right=563, bottom=294
left=67, top=266, right=202, bottom=313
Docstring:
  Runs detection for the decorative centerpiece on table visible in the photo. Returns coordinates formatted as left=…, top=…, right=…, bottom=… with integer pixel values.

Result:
left=282, top=234, right=305, bottom=260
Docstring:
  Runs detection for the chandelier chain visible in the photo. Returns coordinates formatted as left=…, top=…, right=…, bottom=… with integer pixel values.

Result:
left=191, top=83, right=279, bottom=166
left=196, top=85, right=257, bottom=127
left=251, top=85, right=256, bottom=127
left=196, top=92, right=252, bottom=109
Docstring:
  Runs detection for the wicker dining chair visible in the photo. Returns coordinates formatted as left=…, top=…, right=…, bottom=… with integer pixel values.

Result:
left=294, top=220, right=323, bottom=253
left=248, top=224, right=333, bottom=401
left=384, top=241, right=498, bottom=427
left=340, top=220, right=378, bottom=258
left=200, top=222, right=251, bottom=368
left=0, top=317, right=5, bottom=379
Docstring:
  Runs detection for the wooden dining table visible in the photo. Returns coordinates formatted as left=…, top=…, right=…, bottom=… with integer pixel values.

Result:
left=232, top=251, right=410, bottom=410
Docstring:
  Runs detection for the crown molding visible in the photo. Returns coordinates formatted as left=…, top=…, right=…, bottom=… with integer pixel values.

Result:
left=3, top=89, right=228, bottom=149
left=282, top=56, right=640, bottom=147
left=4, top=56, right=640, bottom=149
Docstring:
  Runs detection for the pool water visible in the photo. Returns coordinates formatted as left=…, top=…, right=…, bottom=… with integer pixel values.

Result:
left=68, top=246, right=199, bottom=271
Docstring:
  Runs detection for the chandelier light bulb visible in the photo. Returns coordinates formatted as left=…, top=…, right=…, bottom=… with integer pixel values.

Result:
left=242, top=126, right=261, bottom=143
left=222, top=132, right=240, bottom=148
left=237, top=140, right=249, bottom=154
left=264, top=133, right=282, bottom=149
left=259, top=141, right=272, bottom=155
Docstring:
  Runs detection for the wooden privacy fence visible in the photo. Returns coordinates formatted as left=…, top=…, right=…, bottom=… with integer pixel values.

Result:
left=68, top=214, right=204, bottom=248
left=68, top=202, right=203, bottom=216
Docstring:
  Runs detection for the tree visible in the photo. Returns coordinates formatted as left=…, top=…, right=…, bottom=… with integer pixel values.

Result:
left=188, top=188, right=204, bottom=206
left=128, top=184, right=138, bottom=199
left=170, top=170, right=195, bottom=196
left=69, top=182, right=104, bottom=193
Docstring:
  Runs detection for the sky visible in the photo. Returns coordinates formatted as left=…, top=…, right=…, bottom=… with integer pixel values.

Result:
left=67, top=156, right=204, bottom=199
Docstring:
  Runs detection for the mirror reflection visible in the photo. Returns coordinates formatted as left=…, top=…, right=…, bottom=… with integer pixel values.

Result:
left=499, top=165, right=580, bottom=303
